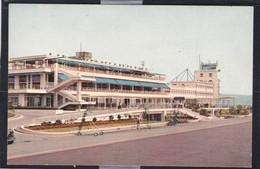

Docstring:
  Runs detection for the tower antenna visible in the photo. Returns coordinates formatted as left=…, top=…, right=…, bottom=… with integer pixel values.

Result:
left=199, top=54, right=201, bottom=70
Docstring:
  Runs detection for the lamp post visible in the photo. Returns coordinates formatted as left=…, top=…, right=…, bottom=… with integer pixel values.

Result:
left=144, top=103, right=151, bottom=129
left=77, top=112, right=87, bottom=136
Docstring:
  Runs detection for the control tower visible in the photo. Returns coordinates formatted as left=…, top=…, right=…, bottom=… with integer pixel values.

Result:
left=194, top=62, right=220, bottom=99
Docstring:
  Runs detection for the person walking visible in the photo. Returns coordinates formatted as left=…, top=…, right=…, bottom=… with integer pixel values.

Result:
left=137, top=118, right=140, bottom=129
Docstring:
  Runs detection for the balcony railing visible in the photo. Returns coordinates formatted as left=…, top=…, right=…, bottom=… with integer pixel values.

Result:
left=57, top=64, right=165, bottom=81
left=64, top=86, right=168, bottom=95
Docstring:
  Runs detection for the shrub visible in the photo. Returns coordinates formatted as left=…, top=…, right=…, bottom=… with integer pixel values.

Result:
left=55, top=119, right=62, bottom=125
left=117, top=114, right=121, bottom=120
left=41, top=121, right=52, bottom=126
left=128, top=114, right=132, bottom=119
left=109, top=115, right=114, bottom=121
left=142, top=112, right=148, bottom=119
left=93, top=117, right=97, bottom=122
left=81, top=118, right=86, bottom=123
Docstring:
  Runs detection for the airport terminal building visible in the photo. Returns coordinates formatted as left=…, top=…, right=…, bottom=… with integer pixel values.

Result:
left=8, top=51, right=221, bottom=110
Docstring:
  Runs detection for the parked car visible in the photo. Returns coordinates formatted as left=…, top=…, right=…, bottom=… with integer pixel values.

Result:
left=7, top=129, right=15, bottom=144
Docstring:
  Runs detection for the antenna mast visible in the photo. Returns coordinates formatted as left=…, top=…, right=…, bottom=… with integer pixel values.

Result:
left=199, top=54, right=201, bottom=70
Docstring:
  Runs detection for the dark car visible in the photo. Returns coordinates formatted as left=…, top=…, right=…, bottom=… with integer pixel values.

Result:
left=7, top=129, right=15, bottom=144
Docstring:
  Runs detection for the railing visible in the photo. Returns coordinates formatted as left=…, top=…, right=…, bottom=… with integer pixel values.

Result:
left=64, top=86, right=168, bottom=95
left=9, top=64, right=46, bottom=70
left=58, top=64, right=165, bottom=81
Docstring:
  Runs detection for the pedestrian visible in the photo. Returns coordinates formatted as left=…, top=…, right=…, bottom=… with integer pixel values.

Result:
left=137, top=118, right=140, bottom=129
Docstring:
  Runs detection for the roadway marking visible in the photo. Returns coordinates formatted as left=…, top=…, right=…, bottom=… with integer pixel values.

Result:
left=8, top=120, right=251, bottom=160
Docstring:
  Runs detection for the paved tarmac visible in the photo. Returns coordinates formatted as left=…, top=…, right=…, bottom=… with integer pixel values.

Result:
left=7, top=116, right=252, bottom=167
left=8, top=122, right=251, bottom=167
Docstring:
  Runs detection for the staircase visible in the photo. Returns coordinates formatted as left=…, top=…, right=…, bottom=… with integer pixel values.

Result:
left=177, top=108, right=209, bottom=120
left=58, top=90, right=79, bottom=102
left=58, top=100, right=96, bottom=109
left=48, top=76, right=95, bottom=93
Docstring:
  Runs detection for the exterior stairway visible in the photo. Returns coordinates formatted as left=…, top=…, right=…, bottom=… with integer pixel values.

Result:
left=58, top=100, right=96, bottom=109
left=177, top=107, right=209, bottom=120
left=58, top=90, right=78, bottom=102
left=48, top=76, right=95, bottom=93
left=57, top=90, right=96, bottom=109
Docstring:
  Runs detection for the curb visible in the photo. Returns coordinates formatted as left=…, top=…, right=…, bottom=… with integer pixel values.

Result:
left=8, top=114, right=24, bottom=121
left=15, top=122, right=168, bottom=136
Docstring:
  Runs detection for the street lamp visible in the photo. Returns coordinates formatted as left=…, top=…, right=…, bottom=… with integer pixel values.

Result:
left=77, top=112, right=88, bottom=136
left=144, top=103, right=151, bottom=129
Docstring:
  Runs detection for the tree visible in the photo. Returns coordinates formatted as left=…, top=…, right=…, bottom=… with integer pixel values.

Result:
left=229, top=106, right=235, bottom=113
left=142, top=112, right=148, bottom=119
left=109, top=115, right=114, bottom=121
left=117, top=114, right=121, bottom=121
left=128, top=114, right=132, bottom=119
left=237, top=104, right=243, bottom=114
left=93, top=117, right=97, bottom=122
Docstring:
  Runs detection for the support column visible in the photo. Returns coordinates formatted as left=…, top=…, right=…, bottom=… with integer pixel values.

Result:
left=30, top=75, right=33, bottom=89
left=161, top=110, right=166, bottom=121
left=77, top=81, right=82, bottom=101
left=40, top=73, right=46, bottom=89
left=26, top=75, right=29, bottom=89
left=54, top=62, right=58, bottom=85
left=18, top=94, right=25, bottom=106
left=41, top=95, right=47, bottom=106
left=104, top=97, right=106, bottom=109
left=54, top=93, right=58, bottom=107
left=14, top=76, right=19, bottom=89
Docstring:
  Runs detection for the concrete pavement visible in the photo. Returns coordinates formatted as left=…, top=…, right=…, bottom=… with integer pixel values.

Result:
left=8, top=121, right=252, bottom=167
left=8, top=115, right=252, bottom=159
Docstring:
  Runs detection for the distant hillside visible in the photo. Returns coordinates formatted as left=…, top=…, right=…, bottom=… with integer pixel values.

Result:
left=220, top=94, right=252, bottom=106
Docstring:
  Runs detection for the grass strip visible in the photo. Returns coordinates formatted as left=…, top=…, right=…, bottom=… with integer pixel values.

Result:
left=8, top=113, right=15, bottom=118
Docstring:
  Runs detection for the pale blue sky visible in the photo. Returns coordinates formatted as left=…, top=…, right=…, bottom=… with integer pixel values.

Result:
left=9, top=5, right=253, bottom=95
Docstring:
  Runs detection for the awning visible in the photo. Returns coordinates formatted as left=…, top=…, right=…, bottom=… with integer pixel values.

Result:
left=93, top=77, right=169, bottom=89
left=8, top=72, right=42, bottom=76
left=138, top=81, right=160, bottom=88
left=157, top=83, right=170, bottom=89
left=95, top=77, right=119, bottom=85
left=58, top=73, right=69, bottom=81
left=115, top=79, right=141, bottom=86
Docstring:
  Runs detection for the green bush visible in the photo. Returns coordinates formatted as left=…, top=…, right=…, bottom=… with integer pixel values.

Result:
left=128, top=114, right=132, bottom=119
left=55, top=119, right=62, bottom=125
left=109, top=115, right=114, bottom=121
left=117, top=114, right=121, bottom=120
left=41, top=121, right=52, bottom=126
left=93, top=117, right=97, bottom=122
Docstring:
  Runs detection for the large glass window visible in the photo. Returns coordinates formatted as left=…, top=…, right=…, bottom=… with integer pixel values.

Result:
left=10, top=97, right=18, bottom=106
left=8, top=76, right=15, bottom=89
left=27, top=96, right=41, bottom=106
left=19, top=75, right=27, bottom=89
left=32, top=75, right=40, bottom=89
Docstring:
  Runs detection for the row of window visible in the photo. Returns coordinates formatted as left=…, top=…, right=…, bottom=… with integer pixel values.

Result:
left=200, top=73, right=213, bottom=77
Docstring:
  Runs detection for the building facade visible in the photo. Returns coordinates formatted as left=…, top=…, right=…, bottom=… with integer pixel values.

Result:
left=8, top=52, right=221, bottom=110
left=8, top=52, right=172, bottom=110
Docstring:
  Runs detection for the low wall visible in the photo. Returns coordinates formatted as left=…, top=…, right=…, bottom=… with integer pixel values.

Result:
left=13, top=109, right=63, bottom=115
